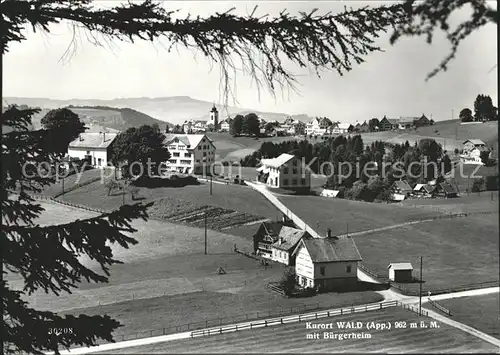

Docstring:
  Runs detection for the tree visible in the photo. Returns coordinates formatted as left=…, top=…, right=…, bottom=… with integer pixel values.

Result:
left=244, top=113, right=260, bottom=136
left=40, top=108, right=86, bottom=152
left=111, top=125, right=170, bottom=179
left=480, top=150, right=491, bottom=166
left=165, top=125, right=170, bottom=133
left=104, top=178, right=121, bottom=196
left=151, top=123, right=160, bottom=133
left=459, top=108, right=473, bottom=122
left=368, top=118, right=379, bottom=132
left=474, top=95, right=496, bottom=122
left=280, top=267, right=296, bottom=296
left=2, top=106, right=152, bottom=355
left=2, top=0, right=498, bottom=352
left=230, top=114, right=244, bottom=136
left=441, top=154, right=452, bottom=175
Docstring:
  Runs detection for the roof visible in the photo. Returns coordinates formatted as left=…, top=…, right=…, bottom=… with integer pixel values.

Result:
left=338, top=123, right=351, bottom=129
left=463, top=139, right=486, bottom=146
left=260, top=153, right=296, bottom=168
left=413, top=183, right=435, bottom=193
left=388, top=118, right=399, bottom=125
left=439, top=182, right=458, bottom=194
left=399, top=116, right=418, bottom=124
left=69, top=132, right=117, bottom=149
left=388, top=263, right=413, bottom=270
left=272, top=227, right=309, bottom=251
left=392, top=180, right=413, bottom=191
left=163, top=134, right=212, bottom=148
left=296, top=237, right=362, bottom=263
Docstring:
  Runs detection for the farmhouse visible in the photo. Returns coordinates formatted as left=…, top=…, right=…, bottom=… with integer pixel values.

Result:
left=387, top=263, right=413, bottom=282
left=463, top=139, right=488, bottom=153
left=414, top=114, right=431, bottom=127
left=391, top=180, right=413, bottom=196
left=413, top=183, right=435, bottom=197
left=399, top=116, right=417, bottom=129
left=256, top=153, right=311, bottom=193
left=271, top=227, right=310, bottom=265
left=219, top=118, right=232, bottom=132
left=252, top=221, right=284, bottom=258
left=67, top=132, right=117, bottom=168
left=434, top=182, right=459, bottom=198
left=293, top=234, right=362, bottom=291
left=378, top=116, right=399, bottom=131
left=163, top=134, right=216, bottom=175
left=331, top=122, right=351, bottom=135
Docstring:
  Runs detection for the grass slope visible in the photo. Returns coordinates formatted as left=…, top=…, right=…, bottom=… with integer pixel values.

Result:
left=277, top=194, right=444, bottom=236
left=97, top=307, right=498, bottom=354
left=439, top=293, right=499, bottom=338
left=354, top=214, right=499, bottom=290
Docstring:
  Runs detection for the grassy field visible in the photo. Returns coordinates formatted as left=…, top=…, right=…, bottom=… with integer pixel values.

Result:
left=277, top=194, right=444, bottom=236
left=401, top=191, right=499, bottom=214
left=58, top=178, right=282, bottom=238
left=354, top=214, right=499, bottom=291
left=96, top=307, right=498, bottom=354
left=13, top=201, right=382, bottom=341
left=448, top=163, right=499, bottom=193
left=439, top=293, right=499, bottom=338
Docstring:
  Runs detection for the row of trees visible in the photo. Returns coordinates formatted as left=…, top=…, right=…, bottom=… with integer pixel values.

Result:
left=241, top=135, right=449, bottom=201
left=230, top=113, right=260, bottom=137
left=460, top=94, right=498, bottom=122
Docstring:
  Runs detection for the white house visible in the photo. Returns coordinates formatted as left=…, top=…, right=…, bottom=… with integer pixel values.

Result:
left=292, top=235, right=362, bottom=291
left=271, top=227, right=310, bottom=265
left=306, top=117, right=332, bottom=136
left=387, top=263, right=413, bottom=282
left=256, top=153, right=311, bottom=193
left=163, top=134, right=216, bottom=175
left=463, top=139, right=487, bottom=153
left=219, top=118, right=232, bottom=132
left=183, top=120, right=207, bottom=133
left=67, top=132, right=117, bottom=168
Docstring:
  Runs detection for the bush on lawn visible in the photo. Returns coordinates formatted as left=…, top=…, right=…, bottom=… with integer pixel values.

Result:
left=471, top=178, right=485, bottom=192
left=280, top=267, right=297, bottom=297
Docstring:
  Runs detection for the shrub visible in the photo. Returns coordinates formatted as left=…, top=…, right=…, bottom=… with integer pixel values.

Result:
left=280, top=267, right=297, bottom=296
left=471, top=178, right=485, bottom=192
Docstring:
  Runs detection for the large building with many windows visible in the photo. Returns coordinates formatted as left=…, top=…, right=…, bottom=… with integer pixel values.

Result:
left=163, top=134, right=216, bottom=175
left=256, top=153, right=311, bottom=193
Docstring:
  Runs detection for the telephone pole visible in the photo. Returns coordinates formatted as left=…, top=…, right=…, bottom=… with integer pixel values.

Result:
left=210, top=175, right=213, bottom=196
left=204, top=212, right=208, bottom=255
left=419, top=256, right=423, bottom=316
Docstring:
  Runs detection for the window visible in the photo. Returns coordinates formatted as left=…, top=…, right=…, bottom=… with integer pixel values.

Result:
left=198, top=146, right=202, bottom=150
left=196, top=159, right=200, bottom=163
left=97, top=158, right=102, bottom=166
left=283, top=179, right=289, bottom=186
left=292, top=159, right=298, bottom=166
left=320, top=266, right=325, bottom=276
left=203, top=152, right=207, bottom=157
left=184, top=153, right=191, bottom=157
left=169, top=159, right=177, bottom=164
left=292, top=179, right=297, bottom=186
left=86, top=151, right=90, bottom=155
left=283, top=167, right=289, bottom=174
left=180, top=160, right=191, bottom=165
left=173, top=153, right=180, bottom=157
left=292, top=168, right=297, bottom=174
left=346, top=265, right=352, bottom=273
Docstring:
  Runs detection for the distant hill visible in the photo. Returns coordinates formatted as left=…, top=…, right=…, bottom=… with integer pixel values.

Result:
left=3, top=96, right=313, bottom=125
left=2, top=103, right=172, bottom=132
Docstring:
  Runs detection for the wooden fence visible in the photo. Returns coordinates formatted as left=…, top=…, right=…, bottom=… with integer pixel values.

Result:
left=428, top=298, right=452, bottom=316
left=191, top=301, right=401, bottom=338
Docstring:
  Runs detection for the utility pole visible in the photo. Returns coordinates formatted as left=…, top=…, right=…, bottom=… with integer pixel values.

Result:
left=346, top=223, right=349, bottom=237
left=419, top=256, right=423, bottom=316
left=204, top=212, right=207, bottom=255
left=210, top=175, right=213, bottom=196
left=62, top=176, right=65, bottom=195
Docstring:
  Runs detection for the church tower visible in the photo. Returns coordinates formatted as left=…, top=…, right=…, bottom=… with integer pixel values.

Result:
left=209, top=104, right=219, bottom=129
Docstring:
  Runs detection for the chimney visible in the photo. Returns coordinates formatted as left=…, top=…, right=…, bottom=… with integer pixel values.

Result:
left=280, top=237, right=284, bottom=245
left=102, top=132, right=106, bottom=144
left=79, top=134, right=83, bottom=141
left=327, top=228, right=331, bottom=239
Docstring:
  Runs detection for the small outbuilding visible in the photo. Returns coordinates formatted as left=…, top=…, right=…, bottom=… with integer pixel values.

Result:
left=387, top=263, right=414, bottom=282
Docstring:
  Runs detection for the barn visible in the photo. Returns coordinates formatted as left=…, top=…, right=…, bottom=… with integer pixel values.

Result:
left=387, top=263, right=413, bottom=282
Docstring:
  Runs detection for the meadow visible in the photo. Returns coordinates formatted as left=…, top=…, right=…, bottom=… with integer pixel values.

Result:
left=95, top=307, right=498, bottom=354
left=277, top=194, right=444, bottom=236
left=439, top=293, right=499, bottom=338
left=15, top=201, right=382, bottom=342
left=353, top=214, right=499, bottom=291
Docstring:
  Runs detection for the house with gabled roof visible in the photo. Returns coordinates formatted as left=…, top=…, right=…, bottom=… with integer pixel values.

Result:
left=271, top=227, right=311, bottom=265
left=256, top=153, right=311, bottom=193
left=413, top=183, right=435, bottom=197
left=163, top=133, right=215, bottom=174
left=391, top=180, right=413, bottom=196
left=434, top=182, right=459, bottom=198
left=388, top=263, right=413, bottom=282
left=292, top=232, right=362, bottom=291
left=67, top=132, right=117, bottom=168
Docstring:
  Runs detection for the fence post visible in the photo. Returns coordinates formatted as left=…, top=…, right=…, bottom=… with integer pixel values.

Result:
left=341, top=309, right=343, bottom=315
left=265, top=320, right=267, bottom=327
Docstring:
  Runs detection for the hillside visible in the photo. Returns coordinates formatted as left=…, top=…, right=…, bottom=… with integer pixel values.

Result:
left=3, top=96, right=313, bottom=125
left=358, top=120, right=498, bottom=152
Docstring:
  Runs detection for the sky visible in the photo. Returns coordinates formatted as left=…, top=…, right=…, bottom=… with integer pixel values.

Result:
left=2, top=1, right=498, bottom=123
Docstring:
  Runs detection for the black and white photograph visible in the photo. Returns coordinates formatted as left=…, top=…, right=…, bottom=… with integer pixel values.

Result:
left=2, top=0, right=499, bottom=353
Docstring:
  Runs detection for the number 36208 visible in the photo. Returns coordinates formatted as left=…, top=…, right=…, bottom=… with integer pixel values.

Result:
left=48, top=328, right=73, bottom=335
